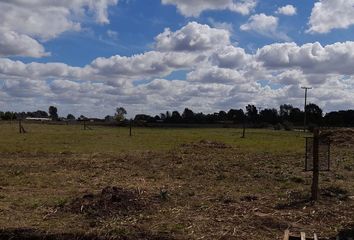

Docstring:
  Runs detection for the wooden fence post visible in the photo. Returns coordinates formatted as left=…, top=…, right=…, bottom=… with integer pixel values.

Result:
left=241, top=117, right=246, bottom=138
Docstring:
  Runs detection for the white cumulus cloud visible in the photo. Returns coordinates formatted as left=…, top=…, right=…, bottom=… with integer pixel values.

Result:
left=308, top=0, right=354, bottom=34
left=0, top=0, right=118, bottom=57
left=161, top=0, right=257, bottom=17
left=240, top=13, right=290, bottom=41
left=155, top=22, right=230, bottom=52
left=276, top=5, right=297, bottom=16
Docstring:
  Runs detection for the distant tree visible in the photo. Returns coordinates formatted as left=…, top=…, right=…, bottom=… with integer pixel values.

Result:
left=165, top=111, right=171, bottom=120
left=195, top=112, right=207, bottom=124
left=325, top=110, right=354, bottom=127
left=79, top=115, right=88, bottom=120
left=49, top=106, right=58, bottom=120
left=15, top=112, right=26, bottom=120
left=306, top=103, right=323, bottom=125
left=67, top=114, right=75, bottom=120
left=171, top=111, right=182, bottom=123
left=259, top=108, right=279, bottom=124
left=134, top=114, right=155, bottom=122
left=160, top=113, right=166, bottom=121
left=227, top=109, right=245, bottom=123
left=115, top=107, right=127, bottom=122
left=279, top=104, right=293, bottom=121
left=246, top=105, right=258, bottom=123
left=182, top=108, right=195, bottom=122
left=218, top=111, right=228, bottom=121
left=289, top=108, right=303, bottom=125
left=104, top=115, right=115, bottom=122
left=2, top=111, right=16, bottom=120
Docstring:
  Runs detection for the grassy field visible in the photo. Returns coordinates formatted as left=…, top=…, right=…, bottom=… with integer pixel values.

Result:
left=0, top=122, right=353, bottom=240
left=0, top=122, right=306, bottom=154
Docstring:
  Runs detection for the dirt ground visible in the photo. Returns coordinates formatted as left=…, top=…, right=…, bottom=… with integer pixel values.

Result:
left=0, top=137, right=354, bottom=239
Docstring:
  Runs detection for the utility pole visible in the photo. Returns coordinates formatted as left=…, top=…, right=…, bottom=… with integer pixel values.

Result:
left=301, top=87, right=312, bottom=132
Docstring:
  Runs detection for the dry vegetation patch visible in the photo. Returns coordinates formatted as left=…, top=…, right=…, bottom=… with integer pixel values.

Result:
left=321, top=128, right=354, bottom=147
left=0, top=135, right=354, bottom=239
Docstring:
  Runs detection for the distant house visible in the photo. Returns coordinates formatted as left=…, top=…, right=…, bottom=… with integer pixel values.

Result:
left=26, top=117, right=52, bottom=122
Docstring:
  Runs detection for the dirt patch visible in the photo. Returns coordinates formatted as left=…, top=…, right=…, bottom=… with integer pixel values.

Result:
left=62, top=186, right=154, bottom=218
left=320, top=128, right=354, bottom=147
left=181, top=140, right=231, bottom=149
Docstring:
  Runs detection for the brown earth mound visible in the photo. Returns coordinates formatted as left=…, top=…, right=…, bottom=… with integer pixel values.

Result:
left=181, top=140, right=231, bottom=149
left=63, top=187, right=150, bottom=218
left=320, top=128, right=354, bottom=147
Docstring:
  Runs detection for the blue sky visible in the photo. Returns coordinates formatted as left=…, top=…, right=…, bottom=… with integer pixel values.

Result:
left=21, top=0, right=352, bottom=66
left=1, top=0, right=354, bottom=117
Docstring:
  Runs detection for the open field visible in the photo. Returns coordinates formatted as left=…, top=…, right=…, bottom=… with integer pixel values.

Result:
left=0, top=122, right=354, bottom=240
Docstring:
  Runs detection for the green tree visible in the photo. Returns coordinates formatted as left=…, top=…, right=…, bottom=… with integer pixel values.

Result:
left=49, top=106, right=58, bottom=120
left=115, top=107, right=127, bottom=122
left=67, top=114, right=75, bottom=120
left=306, top=103, right=323, bottom=125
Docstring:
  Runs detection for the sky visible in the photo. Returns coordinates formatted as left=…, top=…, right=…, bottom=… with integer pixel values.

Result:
left=1, top=0, right=354, bottom=118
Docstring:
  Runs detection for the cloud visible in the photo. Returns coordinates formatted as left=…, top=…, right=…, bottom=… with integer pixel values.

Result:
left=0, top=58, right=86, bottom=79
left=2, top=21, right=354, bottom=115
left=0, top=30, right=49, bottom=58
left=256, top=41, right=354, bottom=75
left=187, top=66, right=246, bottom=84
left=90, top=51, right=204, bottom=81
left=161, top=0, right=257, bottom=17
left=3, top=78, right=50, bottom=98
left=107, top=30, right=119, bottom=40
left=240, top=14, right=290, bottom=41
left=276, top=5, right=297, bottom=16
left=210, top=46, right=251, bottom=69
left=307, top=0, right=354, bottom=34
left=0, top=0, right=118, bottom=57
left=155, top=22, right=230, bottom=52
left=207, top=18, right=234, bottom=33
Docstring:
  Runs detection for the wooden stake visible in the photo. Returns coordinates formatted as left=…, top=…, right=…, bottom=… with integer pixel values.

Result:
left=19, top=119, right=26, bottom=134
left=129, top=119, right=132, bottom=137
left=300, top=232, right=306, bottom=240
left=314, top=233, right=318, bottom=240
left=311, top=128, right=320, bottom=201
left=241, top=118, right=246, bottom=138
left=283, top=230, right=290, bottom=240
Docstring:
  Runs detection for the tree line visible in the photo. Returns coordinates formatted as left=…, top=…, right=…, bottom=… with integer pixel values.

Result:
left=1, top=103, right=354, bottom=128
left=134, top=104, right=322, bottom=128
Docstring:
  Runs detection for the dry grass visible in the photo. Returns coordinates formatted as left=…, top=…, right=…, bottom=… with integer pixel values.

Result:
left=0, top=123, right=353, bottom=239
